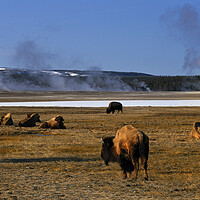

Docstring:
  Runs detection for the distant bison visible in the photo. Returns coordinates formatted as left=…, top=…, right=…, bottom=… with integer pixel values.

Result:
left=18, top=113, right=40, bottom=127
left=106, top=102, right=123, bottom=114
left=101, top=125, right=149, bottom=180
left=39, top=115, right=66, bottom=129
left=1, top=113, right=13, bottom=125
left=27, top=113, right=41, bottom=122
left=191, top=122, right=200, bottom=139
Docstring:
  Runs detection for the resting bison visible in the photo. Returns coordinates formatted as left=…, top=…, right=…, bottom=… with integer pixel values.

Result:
left=18, top=113, right=40, bottom=127
left=101, top=125, right=149, bottom=180
left=0, top=113, right=13, bottom=125
left=27, top=113, right=41, bottom=122
left=39, top=115, right=66, bottom=129
left=106, top=102, right=123, bottom=114
left=191, top=122, right=200, bottom=139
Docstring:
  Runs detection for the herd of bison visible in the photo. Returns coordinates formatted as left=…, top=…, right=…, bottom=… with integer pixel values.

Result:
left=1, top=101, right=200, bottom=182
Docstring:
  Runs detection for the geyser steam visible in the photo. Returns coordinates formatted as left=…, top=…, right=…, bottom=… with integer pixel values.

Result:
left=0, top=40, right=150, bottom=91
left=160, top=4, right=200, bottom=73
left=13, top=40, right=56, bottom=70
left=0, top=68, right=151, bottom=91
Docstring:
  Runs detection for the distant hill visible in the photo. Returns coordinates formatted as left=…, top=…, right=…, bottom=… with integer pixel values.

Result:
left=0, top=67, right=199, bottom=91
left=51, top=69, right=153, bottom=77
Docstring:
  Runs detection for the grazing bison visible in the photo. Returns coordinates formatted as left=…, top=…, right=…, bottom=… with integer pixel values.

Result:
left=39, top=115, right=66, bottom=129
left=18, top=113, right=40, bottom=127
left=106, top=101, right=123, bottom=114
left=0, top=113, right=13, bottom=125
left=191, top=122, right=200, bottom=139
left=101, top=125, right=149, bottom=180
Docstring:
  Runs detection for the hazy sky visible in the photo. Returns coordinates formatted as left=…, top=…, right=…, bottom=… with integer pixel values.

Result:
left=0, top=0, right=200, bottom=75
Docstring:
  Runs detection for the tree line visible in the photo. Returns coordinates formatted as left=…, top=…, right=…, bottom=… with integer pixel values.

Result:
left=122, top=76, right=200, bottom=91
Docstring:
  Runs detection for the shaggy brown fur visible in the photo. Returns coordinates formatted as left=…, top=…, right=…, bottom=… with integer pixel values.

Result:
left=18, top=113, right=40, bottom=127
left=39, top=115, right=66, bottom=129
left=101, top=125, right=149, bottom=180
left=0, top=113, right=13, bottom=125
left=191, top=122, right=200, bottom=139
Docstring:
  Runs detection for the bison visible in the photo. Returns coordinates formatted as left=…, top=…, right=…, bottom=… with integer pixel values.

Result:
left=106, top=101, right=123, bottom=114
left=101, top=125, right=149, bottom=180
left=27, top=113, right=41, bottom=122
left=0, top=113, right=13, bottom=125
left=18, top=113, right=40, bottom=127
left=39, top=115, right=66, bottom=129
left=191, top=122, right=200, bottom=139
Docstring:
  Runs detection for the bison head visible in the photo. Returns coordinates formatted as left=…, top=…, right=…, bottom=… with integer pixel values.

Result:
left=55, top=116, right=64, bottom=123
left=106, top=108, right=111, bottom=114
left=101, top=136, right=115, bottom=165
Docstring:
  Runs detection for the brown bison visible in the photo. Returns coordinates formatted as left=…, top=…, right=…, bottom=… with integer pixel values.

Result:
left=106, top=101, right=123, bottom=114
left=39, top=115, right=66, bottom=129
left=191, top=122, right=200, bottom=139
left=27, top=113, right=41, bottom=122
left=18, top=113, right=40, bottom=127
left=101, top=125, right=149, bottom=180
left=0, top=113, right=13, bottom=125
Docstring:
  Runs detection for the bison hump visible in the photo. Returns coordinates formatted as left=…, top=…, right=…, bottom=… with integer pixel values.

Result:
left=115, top=125, right=139, bottom=139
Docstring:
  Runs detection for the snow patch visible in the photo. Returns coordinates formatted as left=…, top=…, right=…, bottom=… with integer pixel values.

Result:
left=0, top=100, right=200, bottom=107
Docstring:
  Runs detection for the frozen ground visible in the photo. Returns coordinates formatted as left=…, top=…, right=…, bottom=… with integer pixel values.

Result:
left=1, top=100, right=200, bottom=107
left=1, top=91, right=200, bottom=107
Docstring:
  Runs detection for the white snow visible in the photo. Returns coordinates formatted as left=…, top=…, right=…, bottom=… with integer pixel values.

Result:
left=42, top=71, right=62, bottom=76
left=0, top=100, right=200, bottom=107
left=65, top=72, right=79, bottom=76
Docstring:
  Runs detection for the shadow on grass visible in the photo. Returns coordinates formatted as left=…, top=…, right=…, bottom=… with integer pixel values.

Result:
left=0, top=156, right=101, bottom=163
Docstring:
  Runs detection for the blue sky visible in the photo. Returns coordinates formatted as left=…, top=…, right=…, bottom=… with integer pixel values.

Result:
left=0, top=0, right=200, bottom=75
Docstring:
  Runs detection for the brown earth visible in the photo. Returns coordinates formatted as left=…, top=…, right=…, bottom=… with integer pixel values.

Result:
left=0, top=105, right=200, bottom=199
left=1, top=91, right=200, bottom=102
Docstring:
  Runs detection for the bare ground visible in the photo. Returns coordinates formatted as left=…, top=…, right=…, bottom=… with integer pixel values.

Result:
left=0, top=105, right=200, bottom=199
left=1, top=91, right=200, bottom=102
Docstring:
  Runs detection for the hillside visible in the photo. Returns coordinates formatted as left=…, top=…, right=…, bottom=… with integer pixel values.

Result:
left=0, top=67, right=200, bottom=91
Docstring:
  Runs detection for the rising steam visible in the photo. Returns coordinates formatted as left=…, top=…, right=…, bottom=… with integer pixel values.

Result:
left=0, top=39, right=151, bottom=91
left=13, top=40, right=56, bottom=70
left=0, top=68, right=151, bottom=91
left=160, top=4, right=200, bottom=73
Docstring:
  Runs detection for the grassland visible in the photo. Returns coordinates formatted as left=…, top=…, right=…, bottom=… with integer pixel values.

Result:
left=0, top=104, right=200, bottom=199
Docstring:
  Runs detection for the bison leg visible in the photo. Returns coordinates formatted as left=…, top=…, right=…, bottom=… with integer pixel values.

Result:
left=141, top=157, right=148, bottom=180
left=132, top=159, right=139, bottom=180
left=119, top=154, right=127, bottom=179
left=119, top=153, right=132, bottom=179
left=130, top=150, right=139, bottom=180
left=123, top=171, right=127, bottom=179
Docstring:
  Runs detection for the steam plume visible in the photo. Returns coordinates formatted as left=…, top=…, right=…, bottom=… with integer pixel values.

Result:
left=3, top=40, right=149, bottom=91
left=160, top=4, right=200, bottom=73
left=13, top=40, right=56, bottom=70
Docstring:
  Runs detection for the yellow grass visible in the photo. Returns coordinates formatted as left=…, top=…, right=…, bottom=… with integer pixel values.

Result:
left=0, top=106, right=200, bottom=199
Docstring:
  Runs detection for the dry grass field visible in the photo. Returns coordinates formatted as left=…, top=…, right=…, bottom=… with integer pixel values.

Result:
left=0, top=105, right=200, bottom=199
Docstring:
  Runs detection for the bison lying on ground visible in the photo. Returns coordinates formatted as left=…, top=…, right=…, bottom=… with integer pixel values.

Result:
left=191, top=122, right=200, bottom=139
left=39, top=115, right=66, bottom=129
left=0, top=113, right=13, bottom=125
left=106, top=101, right=123, bottom=114
left=27, top=113, right=41, bottom=122
left=18, top=113, right=40, bottom=127
left=101, top=125, right=149, bottom=180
